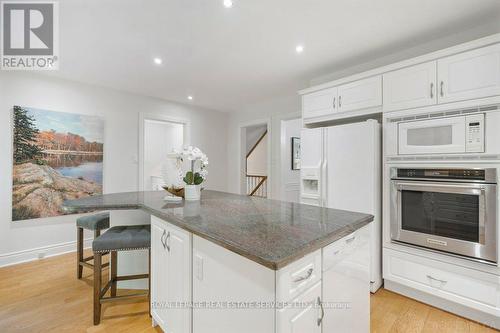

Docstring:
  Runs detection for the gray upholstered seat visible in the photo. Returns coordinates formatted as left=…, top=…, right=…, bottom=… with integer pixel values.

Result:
left=76, top=212, right=110, bottom=230
left=92, top=225, right=151, bottom=253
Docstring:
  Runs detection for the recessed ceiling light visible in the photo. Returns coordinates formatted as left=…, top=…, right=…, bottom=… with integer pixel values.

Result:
left=295, top=45, right=304, bottom=54
left=187, top=96, right=193, bottom=100
left=153, top=57, right=162, bottom=65
left=223, top=0, right=233, bottom=8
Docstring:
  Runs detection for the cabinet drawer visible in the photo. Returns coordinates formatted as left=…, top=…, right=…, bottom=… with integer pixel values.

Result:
left=384, top=249, right=500, bottom=310
left=322, top=231, right=360, bottom=271
left=277, top=250, right=321, bottom=303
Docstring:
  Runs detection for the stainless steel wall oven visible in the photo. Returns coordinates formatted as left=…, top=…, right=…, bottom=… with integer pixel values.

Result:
left=390, top=168, right=497, bottom=263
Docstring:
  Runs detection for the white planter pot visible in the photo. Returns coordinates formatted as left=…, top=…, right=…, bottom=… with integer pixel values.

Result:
left=184, top=185, right=201, bottom=201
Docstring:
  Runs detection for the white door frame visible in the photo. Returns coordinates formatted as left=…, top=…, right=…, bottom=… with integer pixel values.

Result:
left=138, top=112, right=191, bottom=191
left=238, top=118, right=272, bottom=196
left=274, top=111, right=302, bottom=201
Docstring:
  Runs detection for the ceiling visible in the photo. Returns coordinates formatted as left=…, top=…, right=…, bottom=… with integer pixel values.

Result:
left=47, top=0, right=500, bottom=112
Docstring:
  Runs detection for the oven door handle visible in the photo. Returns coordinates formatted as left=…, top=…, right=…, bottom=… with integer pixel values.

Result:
left=395, top=182, right=486, bottom=196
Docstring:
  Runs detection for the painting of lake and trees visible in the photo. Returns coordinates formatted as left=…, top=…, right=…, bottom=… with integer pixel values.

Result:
left=12, top=106, right=104, bottom=221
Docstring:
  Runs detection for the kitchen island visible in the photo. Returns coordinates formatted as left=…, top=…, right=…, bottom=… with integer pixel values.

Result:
left=64, top=190, right=373, bottom=333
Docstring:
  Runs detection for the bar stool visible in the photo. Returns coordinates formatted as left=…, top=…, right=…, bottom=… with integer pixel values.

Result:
left=76, top=212, right=110, bottom=279
left=92, top=224, right=151, bottom=325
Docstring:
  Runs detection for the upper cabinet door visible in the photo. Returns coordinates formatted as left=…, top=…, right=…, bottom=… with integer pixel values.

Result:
left=437, top=44, right=500, bottom=104
left=383, top=61, right=437, bottom=112
left=337, top=75, right=382, bottom=113
left=302, top=87, right=337, bottom=120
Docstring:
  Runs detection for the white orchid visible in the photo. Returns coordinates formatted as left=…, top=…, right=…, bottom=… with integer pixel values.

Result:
left=165, top=146, right=208, bottom=186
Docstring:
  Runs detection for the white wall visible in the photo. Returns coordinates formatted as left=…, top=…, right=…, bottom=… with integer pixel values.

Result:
left=245, top=125, right=267, bottom=155
left=246, top=133, right=267, bottom=176
left=226, top=94, right=301, bottom=198
left=281, top=118, right=301, bottom=203
left=144, top=120, right=184, bottom=190
left=0, top=72, right=228, bottom=267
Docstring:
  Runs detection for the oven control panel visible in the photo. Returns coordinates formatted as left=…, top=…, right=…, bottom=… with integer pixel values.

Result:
left=465, top=114, right=485, bottom=153
left=396, top=168, right=486, bottom=180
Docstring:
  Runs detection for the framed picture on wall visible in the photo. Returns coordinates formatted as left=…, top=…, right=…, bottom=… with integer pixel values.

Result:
left=12, top=105, right=104, bottom=221
left=291, top=137, right=301, bottom=170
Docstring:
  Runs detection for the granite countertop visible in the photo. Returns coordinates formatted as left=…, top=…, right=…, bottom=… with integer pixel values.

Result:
left=64, top=190, right=373, bottom=270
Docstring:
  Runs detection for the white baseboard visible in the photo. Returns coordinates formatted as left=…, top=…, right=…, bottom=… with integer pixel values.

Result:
left=0, top=238, right=93, bottom=268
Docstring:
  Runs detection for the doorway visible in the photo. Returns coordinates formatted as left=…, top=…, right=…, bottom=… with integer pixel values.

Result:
left=240, top=122, right=270, bottom=198
left=139, top=114, right=190, bottom=191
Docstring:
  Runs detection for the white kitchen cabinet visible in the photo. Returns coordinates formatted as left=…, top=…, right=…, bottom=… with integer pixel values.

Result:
left=151, top=218, right=371, bottom=333
left=337, top=75, right=382, bottom=113
left=322, top=226, right=371, bottom=333
left=384, top=248, right=500, bottom=324
left=151, top=221, right=168, bottom=328
left=302, top=87, right=337, bottom=120
left=383, top=61, right=437, bottom=112
left=192, top=235, right=275, bottom=333
left=277, top=281, right=322, bottom=333
left=151, top=216, right=192, bottom=333
left=437, top=44, right=500, bottom=104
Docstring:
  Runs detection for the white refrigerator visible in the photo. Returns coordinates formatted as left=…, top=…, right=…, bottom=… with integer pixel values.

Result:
left=300, top=120, right=382, bottom=292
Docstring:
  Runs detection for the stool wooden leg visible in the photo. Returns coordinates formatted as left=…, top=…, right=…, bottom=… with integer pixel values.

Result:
left=110, top=251, right=117, bottom=297
left=77, top=227, right=84, bottom=279
left=93, top=252, right=102, bottom=325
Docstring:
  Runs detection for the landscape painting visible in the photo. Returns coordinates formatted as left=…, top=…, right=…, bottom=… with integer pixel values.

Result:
left=12, top=106, right=104, bottom=221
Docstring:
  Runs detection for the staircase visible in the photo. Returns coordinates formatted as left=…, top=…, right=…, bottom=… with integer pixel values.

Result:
left=246, top=129, right=268, bottom=197
left=246, top=175, right=267, bottom=197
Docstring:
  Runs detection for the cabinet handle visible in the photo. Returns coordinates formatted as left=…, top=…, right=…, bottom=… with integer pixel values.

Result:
left=427, top=275, right=447, bottom=285
left=339, top=96, right=342, bottom=108
left=165, top=231, right=171, bottom=252
left=345, top=235, right=356, bottom=244
left=440, top=81, right=444, bottom=97
left=317, top=296, right=325, bottom=326
left=293, top=268, right=313, bottom=283
left=430, top=82, right=434, bottom=98
left=333, top=97, right=336, bottom=109
left=161, top=230, right=167, bottom=249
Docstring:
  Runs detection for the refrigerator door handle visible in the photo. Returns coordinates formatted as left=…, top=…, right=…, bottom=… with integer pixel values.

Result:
left=321, top=160, right=327, bottom=207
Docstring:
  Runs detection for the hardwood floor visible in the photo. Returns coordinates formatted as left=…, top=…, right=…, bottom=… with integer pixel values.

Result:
left=0, top=251, right=159, bottom=333
left=371, top=288, right=498, bottom=333
left=0, top=252, right=497, bottom=332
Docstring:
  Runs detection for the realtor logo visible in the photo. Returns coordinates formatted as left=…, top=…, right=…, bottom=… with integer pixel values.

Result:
left=1, top=1, right=59, bottom=70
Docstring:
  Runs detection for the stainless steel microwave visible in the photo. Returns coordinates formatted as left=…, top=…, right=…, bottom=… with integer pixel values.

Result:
left=390, top=167, right=498, bottom=263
